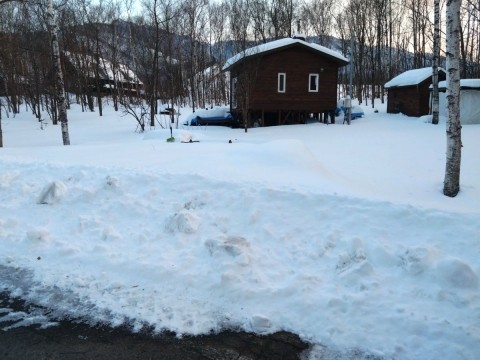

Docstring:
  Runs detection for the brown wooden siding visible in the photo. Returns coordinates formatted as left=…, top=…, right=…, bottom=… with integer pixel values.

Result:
left=231, top=46, right=341, bottom=114
left=386, top=72, right=446, bottom=117
left=250, top=47, right=339, bottom=112
left=387, top=86, right=424, bottom=116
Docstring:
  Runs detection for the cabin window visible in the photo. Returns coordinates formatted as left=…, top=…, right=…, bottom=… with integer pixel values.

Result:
left=278, top=73, right=286, bottom=93
left=309, top=73, right=319, bottom=92
left=232, top=77, right=237, bottom=108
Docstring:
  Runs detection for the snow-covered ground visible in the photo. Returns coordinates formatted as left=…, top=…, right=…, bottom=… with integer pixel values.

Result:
left=1, top=99, right=479, bottom=360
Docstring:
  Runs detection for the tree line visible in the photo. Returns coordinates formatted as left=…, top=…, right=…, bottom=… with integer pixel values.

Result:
left=1, top=0, right=479, bottom=121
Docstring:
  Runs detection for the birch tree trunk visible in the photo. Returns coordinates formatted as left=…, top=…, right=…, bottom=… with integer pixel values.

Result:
left=48, top=0, right=70, bottom=145
left=0, top=99, right=3, bottom=147
left=443, top=0, right=462, bottom=197
left=432, top=0, right=440, bottom=125
left=150, top=0, right=160, bottom=127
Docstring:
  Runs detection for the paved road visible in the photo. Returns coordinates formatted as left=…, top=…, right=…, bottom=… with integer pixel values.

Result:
left=0, top=292, right=309, bottom=360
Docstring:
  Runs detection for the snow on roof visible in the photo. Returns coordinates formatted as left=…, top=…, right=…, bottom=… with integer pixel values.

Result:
left=222, top=37, right=348, bottom=71
left=435, top=79, right=480, bottom=89
left=66, top=51, right=143, bottom=85
left=384, top=67, right=445, bottom=88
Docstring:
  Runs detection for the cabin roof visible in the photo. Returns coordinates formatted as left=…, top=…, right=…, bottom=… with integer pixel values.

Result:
left=384, top=67, right=445, bottom=89
left=65, top=51, right=143, bottom=85
left=222, top=37, right=349, bottom=71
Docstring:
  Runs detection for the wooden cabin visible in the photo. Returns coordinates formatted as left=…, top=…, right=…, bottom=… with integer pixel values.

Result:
left=222, top=37, right=349, bottom=126
left=63, top=52, right=144, bottom=98
left=384, top=67, right=446, bottom=117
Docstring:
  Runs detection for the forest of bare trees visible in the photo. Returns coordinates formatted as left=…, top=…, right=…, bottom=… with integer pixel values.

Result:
left=0, top=0, right=479, bottom=125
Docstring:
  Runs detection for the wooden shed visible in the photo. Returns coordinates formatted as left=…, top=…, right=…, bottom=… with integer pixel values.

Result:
left=222, top=36, right=349, bottom=126
left=384, top=67, right=446, bottom=117
left=435, top=79, right=480, bottom=124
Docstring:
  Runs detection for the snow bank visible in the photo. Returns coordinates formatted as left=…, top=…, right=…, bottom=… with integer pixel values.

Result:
left=1, top=101, right=479, bottom=360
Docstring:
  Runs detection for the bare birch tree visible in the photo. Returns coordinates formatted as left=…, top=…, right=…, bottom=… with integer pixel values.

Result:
left=48, top=0, right=70, bottom=145
left=443, top=0, right=462, bottom=197
left=182, top=0, right=209, bottom=112
left=302, top=0, right=334, bottom=46
left=249, top=0, right=269, bottom=42
left=432, top=0, right=440, bottom=125
left=0, top=99, right=3, bottom=147
left=229, top=0, right=249, bottom=132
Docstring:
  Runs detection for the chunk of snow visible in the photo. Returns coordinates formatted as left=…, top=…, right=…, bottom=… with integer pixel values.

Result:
left=37, top=181, right=67, bottom=205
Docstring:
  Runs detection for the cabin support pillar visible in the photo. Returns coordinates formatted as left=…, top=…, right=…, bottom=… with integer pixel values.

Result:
left=323, top=111, right=329, bottom=124
left=330, top=110, right=335, bottom=124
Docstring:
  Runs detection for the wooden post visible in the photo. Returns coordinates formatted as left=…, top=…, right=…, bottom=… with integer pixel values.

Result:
left=330, top=110, right=335, bottom=124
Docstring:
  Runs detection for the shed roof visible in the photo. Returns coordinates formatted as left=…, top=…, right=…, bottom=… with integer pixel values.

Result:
left=435, top=79, right=480, bottom=90
left=222, top=37, right=349, bottom=71
left=384, top=67, right=445, bottom=89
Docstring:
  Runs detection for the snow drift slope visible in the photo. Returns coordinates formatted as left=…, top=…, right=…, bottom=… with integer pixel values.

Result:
left=1, top=159, right=479, bottom=360
left=1, top=101, right=480, bottom=359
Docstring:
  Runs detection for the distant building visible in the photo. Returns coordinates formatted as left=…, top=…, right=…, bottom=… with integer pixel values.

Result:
left=434, top=79, right=480, bottom=124
left=384, top=67, right=446, bottom=117
left=223, top=37, right=349, bottom=126
left=63, top=52, right=144, bottom=97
